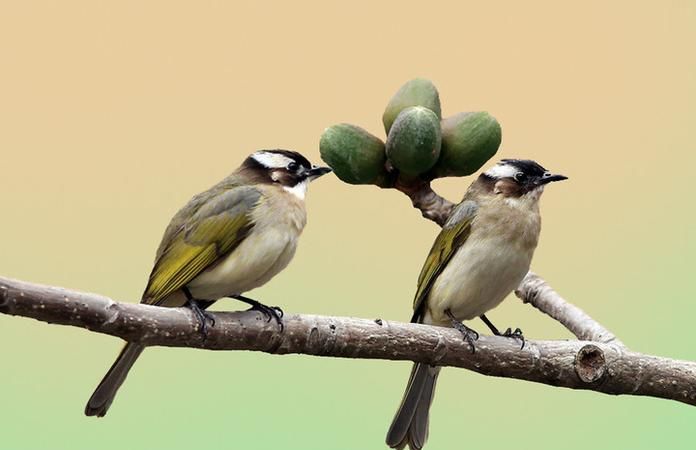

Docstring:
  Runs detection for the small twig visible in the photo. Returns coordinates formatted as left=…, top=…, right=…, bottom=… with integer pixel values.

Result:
left=515, top=272, right=624, bottom=346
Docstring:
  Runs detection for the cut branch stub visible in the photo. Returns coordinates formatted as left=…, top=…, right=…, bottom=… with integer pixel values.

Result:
left=575, top=344, right=607, bottom=383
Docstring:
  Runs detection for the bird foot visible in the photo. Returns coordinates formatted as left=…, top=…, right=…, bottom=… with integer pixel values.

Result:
left=501, top=327, right=525, bottom=350
left=186, top=298, right=216, bottom=338
left=480, top=314, right=525, bottom=350
left=232, top=295, right=284, bottom=331
left=446, top=309, right=479, bottom=353
left=248, top=303, right=284, bottom=328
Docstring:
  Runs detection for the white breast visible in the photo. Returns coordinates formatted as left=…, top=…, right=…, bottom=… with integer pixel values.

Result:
left=187, top=227, right=300, bottom=300
left=424, top=199, right=540, bottom=326
left=425, top=235, right=533, bottom=325
left=186, top=187, right=307, bottom=300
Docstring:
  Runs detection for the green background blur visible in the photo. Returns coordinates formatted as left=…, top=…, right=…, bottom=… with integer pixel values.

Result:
left=1, top=1, right=695, bottom=449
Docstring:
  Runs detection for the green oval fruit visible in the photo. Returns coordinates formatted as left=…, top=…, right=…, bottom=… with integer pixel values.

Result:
left=386, top=106, right=442, bottom=177
left=382, top=78, right=441, bottom=134
left=319, top=123, right=388, bottom=185
left=431, top=112, right=501, bottom=178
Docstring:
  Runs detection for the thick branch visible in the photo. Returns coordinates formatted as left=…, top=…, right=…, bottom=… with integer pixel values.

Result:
left=2, top=276, right=695, bottom=406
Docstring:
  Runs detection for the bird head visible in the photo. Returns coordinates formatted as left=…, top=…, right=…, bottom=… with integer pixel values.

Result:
left=240, top=149, right=332, bottom=199
left=480, top=159, right=567, bottom=201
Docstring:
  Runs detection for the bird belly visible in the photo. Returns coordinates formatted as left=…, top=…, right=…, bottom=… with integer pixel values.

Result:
left=425, top=236, right=532, bottom=326
left=186, top=227, right=299, bottom=300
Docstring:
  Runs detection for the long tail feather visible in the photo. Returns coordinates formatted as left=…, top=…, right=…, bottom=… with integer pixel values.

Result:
left=386, top=363, right=440, bottom=449
left=84, top=342, right=144, bottom=417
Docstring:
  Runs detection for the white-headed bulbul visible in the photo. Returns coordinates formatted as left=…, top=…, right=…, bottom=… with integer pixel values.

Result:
left=386, top=159, right=567, bottom=449
left=85, top=149, right=331, bottom=417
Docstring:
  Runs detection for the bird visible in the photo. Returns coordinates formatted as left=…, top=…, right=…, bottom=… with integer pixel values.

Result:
left=386, top=159, right=567, bottom=450
left=84, top=149, right=331, bottom=417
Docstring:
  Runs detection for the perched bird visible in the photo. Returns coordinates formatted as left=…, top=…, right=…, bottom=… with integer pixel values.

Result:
left=85, top=149, right=331, bottom=417
left=386, top=159, right=566, bottom=450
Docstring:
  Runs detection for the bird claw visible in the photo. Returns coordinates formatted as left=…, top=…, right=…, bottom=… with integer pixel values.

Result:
left=232, top=294, right=284, bottom=332
left=454, top=323, right=479, bottom=353
left=248, top=303, right=284, bottom=329
left=272, top=306, right=284, bottom=319
left=187, top=298, right=216, bottom=339
left=502, top=327, right=525, bottom=350
left=446, top=309, right=479, bottom=353
left=480, top=314, right=525, bottom=350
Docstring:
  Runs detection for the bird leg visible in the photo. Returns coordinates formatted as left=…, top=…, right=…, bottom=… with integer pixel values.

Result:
left=479, top=314, right=525, bottom=350
left=445, top=309, right=479, bottom=353
left=182, top=286, right=216, bottom=338
left=231, top=294, right=284, bottom=331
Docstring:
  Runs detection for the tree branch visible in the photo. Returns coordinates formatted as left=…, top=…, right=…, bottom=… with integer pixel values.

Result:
left=393, top=179, right=455, bottom=227
left=515, top=272, right=624, bottom=346
left=2, top=275, right=696, bottom=406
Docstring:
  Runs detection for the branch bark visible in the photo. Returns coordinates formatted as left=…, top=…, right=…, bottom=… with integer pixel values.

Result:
left=2, top=275, right=695, bottom=406
left=393, top=179, right=455, bottom=227
left=515, top=272, right=624, bottom=346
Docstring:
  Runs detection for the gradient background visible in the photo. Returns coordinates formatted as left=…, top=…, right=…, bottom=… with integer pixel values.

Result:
left=1, top=1, right=695, bottom=449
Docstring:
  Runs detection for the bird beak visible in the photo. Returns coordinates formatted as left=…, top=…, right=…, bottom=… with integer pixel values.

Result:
left=306, top=166, right=332, bottom=180
left=537, top=172, right=568, bottom=185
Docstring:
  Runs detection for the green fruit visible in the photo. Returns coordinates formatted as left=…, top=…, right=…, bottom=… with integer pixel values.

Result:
left=382, top=78, right=441, bottom=134
left=319, top=124, right=388, bottom=185
left=386, top=106, right=442, bottom=177
left=431, top=112, right=501, bottom=178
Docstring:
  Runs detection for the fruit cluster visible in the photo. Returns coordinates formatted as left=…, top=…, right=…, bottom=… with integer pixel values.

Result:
left=320, top=79, right=501, bottom=187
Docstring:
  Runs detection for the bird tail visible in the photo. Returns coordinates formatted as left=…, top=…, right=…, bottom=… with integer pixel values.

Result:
left=386, top=362, right=441, bottom=450
left=84, top=342, right=145, bottom=417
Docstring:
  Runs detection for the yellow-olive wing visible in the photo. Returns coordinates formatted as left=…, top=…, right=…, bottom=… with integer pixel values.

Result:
left=411, top=200, right=478, bottom=322
left=142, top=185, right=261, bottom=305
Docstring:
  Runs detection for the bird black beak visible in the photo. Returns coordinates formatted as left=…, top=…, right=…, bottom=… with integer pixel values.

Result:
left=306, top=166, right=332, bottom=180
left=537, top=172, right=568, bottom=185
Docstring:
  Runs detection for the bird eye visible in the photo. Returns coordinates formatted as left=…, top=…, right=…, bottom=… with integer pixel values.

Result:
left=287, top=162, right=299, bottom=172
left=513, top=172, right=527, bottom=183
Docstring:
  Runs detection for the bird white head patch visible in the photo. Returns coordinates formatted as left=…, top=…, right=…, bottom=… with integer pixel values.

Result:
left=484, top=161, right=519, bottom=179
left=251, top=151, right=295, bottom=169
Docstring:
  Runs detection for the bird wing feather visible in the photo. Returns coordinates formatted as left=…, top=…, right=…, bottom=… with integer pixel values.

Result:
left=411, top=200, right=478, bottom=322
left=142, top=185, right=262, bottom=304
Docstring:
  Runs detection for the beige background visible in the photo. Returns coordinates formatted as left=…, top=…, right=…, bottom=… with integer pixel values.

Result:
left=1, top=1, right=695, bottom=449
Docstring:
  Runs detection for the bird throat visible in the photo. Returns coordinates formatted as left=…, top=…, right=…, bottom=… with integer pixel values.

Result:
left=283, top=179, right=309, bottom=200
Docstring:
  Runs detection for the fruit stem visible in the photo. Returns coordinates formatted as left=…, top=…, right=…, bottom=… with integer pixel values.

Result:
left=393, top=179, right=455, bottom=227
